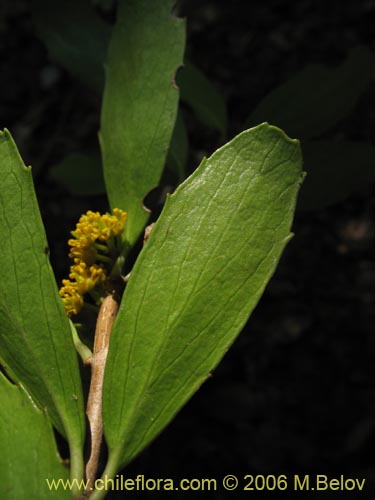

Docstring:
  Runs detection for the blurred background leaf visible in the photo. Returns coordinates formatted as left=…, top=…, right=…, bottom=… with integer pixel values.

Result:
left=245, top=46, right=374, bottom=139
left=298, top=140, right=375, bottom=210
left=178, top=61, right=227, bottom=137
left=49, top=152, right=105, bottom=196
left=165, top=110, right=188, bottom=183
left=32, top=0, right=110, bottom=93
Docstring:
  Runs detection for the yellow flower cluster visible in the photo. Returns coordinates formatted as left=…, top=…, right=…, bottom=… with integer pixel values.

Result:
left=59, top=208, right=127, bottom=317
left=68, top=208, right=127, bottom=264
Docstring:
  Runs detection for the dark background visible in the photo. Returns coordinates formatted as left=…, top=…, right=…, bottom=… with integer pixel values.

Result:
left=0, top=0, right=374, bottom=498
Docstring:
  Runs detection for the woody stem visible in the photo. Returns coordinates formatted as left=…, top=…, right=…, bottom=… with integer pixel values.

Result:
left=85, top=293, right=119, bottom=495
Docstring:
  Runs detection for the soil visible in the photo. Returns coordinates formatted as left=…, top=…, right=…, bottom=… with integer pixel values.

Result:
left=0, top=0, right=374, bottom=498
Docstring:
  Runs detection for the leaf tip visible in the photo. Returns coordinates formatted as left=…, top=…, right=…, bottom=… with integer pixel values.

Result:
left=0, top=127, right=11, bottom=140
left=285, top=232, right=295, bottom=244
left=263, top=121, right=302, bottom=145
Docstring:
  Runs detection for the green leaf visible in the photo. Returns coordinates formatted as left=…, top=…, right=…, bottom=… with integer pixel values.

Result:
left=0, top=130, right=85, bottom=483
left=246, top=46, right=374, bottom=139
left=298, top=140, right=375, bottom=210
left=32, top=0, right=110, bottom=93
left=100, top=0, right=186, bottom=247
left=102, top=123, right=303, bottom=472
left=49, top=152, right=105, bottom=196
left=166, top=110, right=188, bottom=182
left=178, top=62, right=227, bottom=136
left=0, top=373, right=71, bottom=499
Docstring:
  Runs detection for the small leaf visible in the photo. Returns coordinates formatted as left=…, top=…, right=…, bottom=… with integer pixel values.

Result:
left=298, top=140, right=375, bottom=210
left=49, top=152, right=105, bottom=196
left=246, top=46, right=374, bottom=139
left=178, top=62, right=227, bottom=136
left=0, top=373, right=70, bottom=499
left=100, top=0, right=186, bottom=247
left=32, top=0, right=110, bottom=93
left=103, top=123, right=303, bottom=471
left=0, top=130, right=85, bottom=477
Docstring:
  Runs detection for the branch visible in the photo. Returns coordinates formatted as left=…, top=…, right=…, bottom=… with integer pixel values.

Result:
left=85, top=293, right=118, bottom=494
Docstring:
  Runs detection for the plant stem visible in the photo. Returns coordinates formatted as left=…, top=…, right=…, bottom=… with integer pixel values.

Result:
left=88, top=450, right=122, bottom=500
left=69, top=440, right=85, bottom=497
left=85, top=293, right=119, bottom=495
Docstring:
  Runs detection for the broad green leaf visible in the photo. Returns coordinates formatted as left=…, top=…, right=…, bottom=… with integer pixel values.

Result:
left=32, top=0, right=110, bottom=93
left=0, top=130, right=85, bottom=480
left=178, top=62, right=227, bottom=136
left=0, top=373, right=70, bottom=500
left=298, top=140, right=375, bottom=210
left=103, top=123, right=303, bottom=472
left=49, top=152, right=105, bottom=196
left=166, top=110, right=188, bottom=182
left=100, top=0, right=186, bottom=247
left=246, top=46, right=374, bottom=139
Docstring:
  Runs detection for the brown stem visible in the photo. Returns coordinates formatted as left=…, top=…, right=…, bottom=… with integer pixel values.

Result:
left=85, top=294, right=118, bottom=494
